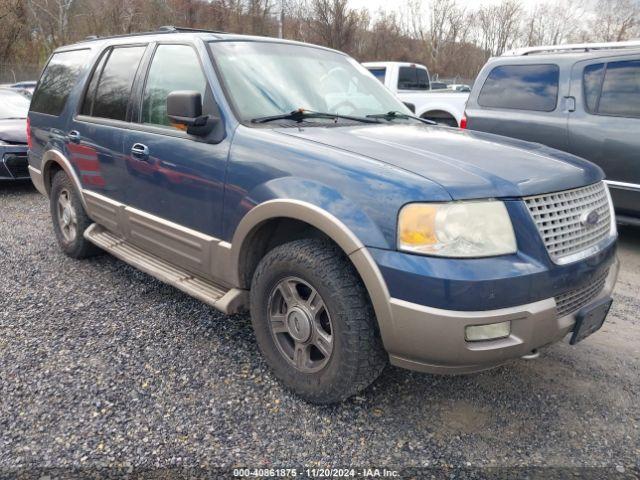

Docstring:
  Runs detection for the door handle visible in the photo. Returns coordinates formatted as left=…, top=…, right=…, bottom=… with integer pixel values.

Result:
left=67, top=130, right=81, bottom=143
left=131, top=143, right=149, bottom=159
left=564, top=96, right=576, bottom=113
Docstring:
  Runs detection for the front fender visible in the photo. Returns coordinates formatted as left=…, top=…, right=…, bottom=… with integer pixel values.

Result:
left=232, top=176, right=389, bottom=250
left=222, top=126, right=448, bottom=249
left=225, top=196, right=396, bottom=350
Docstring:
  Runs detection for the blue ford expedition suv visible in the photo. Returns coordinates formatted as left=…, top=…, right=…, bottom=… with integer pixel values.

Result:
left=28, top=28, right=619, bottom=403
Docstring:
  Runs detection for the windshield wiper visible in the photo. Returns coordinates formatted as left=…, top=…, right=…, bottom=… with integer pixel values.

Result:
left=366, top=111, right=436, bottom=125
left=251, top=109, right=379, bottom=124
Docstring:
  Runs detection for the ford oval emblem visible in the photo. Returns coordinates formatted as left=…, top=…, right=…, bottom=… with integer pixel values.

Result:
left=581, top=209, right=600, bottom=227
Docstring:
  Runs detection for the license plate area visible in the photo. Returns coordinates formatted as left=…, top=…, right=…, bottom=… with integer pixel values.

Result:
left=569, top=297, right=613, bottom=345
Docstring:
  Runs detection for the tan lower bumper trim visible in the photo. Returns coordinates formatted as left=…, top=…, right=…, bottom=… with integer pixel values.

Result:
left=385, top=258, right=619, bottom=374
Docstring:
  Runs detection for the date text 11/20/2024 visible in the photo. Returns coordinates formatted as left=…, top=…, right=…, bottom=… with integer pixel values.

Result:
left=232, top=468, right=400, bottom=477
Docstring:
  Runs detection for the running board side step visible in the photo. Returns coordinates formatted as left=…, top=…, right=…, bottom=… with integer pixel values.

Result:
left=84, top=224, right=248, bottom=314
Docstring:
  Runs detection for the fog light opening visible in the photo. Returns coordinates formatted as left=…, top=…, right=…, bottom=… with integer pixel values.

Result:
left=465, top=321, right=511, bottom=342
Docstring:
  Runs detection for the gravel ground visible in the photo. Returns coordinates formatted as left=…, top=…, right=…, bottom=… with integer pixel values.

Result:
left=1, top=181, right=639, bottom=476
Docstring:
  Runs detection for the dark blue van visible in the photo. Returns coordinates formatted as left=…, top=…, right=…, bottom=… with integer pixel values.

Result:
left=28, top=28, right=618, bottom=403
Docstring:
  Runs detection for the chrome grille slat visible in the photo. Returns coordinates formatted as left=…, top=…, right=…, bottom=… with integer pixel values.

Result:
left=546, top=225, right=610, bottom=251
left=528, top=196, right=607, bottom=216
left=542, top=220, right=607, bottom=240
left=555, top=269, right=608, bottom=317
left=524, top=182, right=612, bottom=263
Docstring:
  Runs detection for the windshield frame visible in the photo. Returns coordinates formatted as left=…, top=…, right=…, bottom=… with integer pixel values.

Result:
left=207, top=39, right=409, bottom=128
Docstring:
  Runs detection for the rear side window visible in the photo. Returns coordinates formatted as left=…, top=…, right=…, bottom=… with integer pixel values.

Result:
left=81, top=46, right=146, bottom=121
left=30, top=49, right=90, bottom=116
left=478, top=64, right=559, bottom=112
left=397, top=67, right=429, bottom=90
left=367, top=67, right=386, bottom=84
left=141, top=44, right=207, bottom=129
left=599, top=60, right=640, bottom=117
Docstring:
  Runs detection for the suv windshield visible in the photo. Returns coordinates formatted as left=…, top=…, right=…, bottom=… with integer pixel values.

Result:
left=209, top=41, right=410, bottom=123
left=0, top=89, right=30, bottom=119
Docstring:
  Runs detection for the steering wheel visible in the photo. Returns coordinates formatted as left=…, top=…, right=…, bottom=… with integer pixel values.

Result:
left=319, top=67, right=359, bottom=115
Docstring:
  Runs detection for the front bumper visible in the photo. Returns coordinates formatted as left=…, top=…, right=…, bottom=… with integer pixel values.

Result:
left=0, top=146, right=29, bottom=180
left=385, top=258, right=619, bottom=374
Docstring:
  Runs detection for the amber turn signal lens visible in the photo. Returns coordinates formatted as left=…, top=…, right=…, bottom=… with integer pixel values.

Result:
left=398, top=204, right=439, bottom=246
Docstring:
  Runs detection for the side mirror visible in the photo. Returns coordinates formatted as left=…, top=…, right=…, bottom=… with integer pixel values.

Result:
left=166, top=90, right=224, bottom=140
left=167, top=90, right=207, bottom=127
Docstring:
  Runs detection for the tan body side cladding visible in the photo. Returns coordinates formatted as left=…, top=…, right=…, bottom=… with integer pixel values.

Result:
left=84, top=224, right=248, bottom=314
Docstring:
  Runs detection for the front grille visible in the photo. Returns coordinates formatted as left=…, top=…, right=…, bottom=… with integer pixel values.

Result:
left=524, top=182, right=612, bottom=263
left=555, top=268, right=609, bottom=317
left=3, top=153, right=29, bottom=179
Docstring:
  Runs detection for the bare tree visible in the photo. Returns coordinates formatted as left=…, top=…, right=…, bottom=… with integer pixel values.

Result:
left=522, top=0, right=586, bottom=46
left=27, top=0, right=76, bottom=47
left=0, top=0, right=27, bottom=63
left=475, top=0, right=522, bottom=57
left=589, top=0, right=640, bottom=41
left=4, top=0, right=640, bottom=84
left=311, top=0, right=365, bottom=52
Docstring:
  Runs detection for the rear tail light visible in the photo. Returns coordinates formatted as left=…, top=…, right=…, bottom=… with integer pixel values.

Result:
left=460, top=113, right=467, bottom=129
left=26, top=117, right=32, bottom=150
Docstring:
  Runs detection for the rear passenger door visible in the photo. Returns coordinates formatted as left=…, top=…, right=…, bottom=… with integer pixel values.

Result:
left=122, top=41, right=229, bottom=241
left=69, top=44, right=148, bottom=203
left=568, top=56, right=640, bottom=217
left=466, top=63, right=569, bottom=150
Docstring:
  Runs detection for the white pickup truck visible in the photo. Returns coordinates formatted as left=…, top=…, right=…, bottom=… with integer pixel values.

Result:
left=363, top=61, right=469, bottom=127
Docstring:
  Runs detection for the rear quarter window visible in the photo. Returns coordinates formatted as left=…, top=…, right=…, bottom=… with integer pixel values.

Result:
left=478, top=64, right=559, bottom=112
left=30, top=49, right=90, bottom=116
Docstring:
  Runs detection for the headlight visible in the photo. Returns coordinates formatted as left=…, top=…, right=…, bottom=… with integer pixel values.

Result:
left=398, top=201, right=517, bottom=257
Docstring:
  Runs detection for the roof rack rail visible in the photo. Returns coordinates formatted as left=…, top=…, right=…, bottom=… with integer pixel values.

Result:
left=502, top=39, right=640, bottom=56
left=78, top=26, right=227, bottom=43
left=158, top=25, right=228, bottom=34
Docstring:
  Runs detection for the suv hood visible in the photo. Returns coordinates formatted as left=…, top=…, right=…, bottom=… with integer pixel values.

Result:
left=274, top=124, right=603, bottom=199
left=0, top=118, right=27, bottom=144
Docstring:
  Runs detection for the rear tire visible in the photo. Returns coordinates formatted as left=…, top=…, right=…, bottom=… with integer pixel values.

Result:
left=250, top=238, right=387, bottom=404
left=50, top=170, right=100, bottom=259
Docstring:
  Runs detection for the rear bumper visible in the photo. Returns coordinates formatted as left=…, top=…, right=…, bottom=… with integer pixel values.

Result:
left=385, top=258, right=619, bottom=374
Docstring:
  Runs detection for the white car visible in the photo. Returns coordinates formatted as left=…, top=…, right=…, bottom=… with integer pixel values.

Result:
left=448, top=83, right=471, bottom=92
left=363, top=61, right=469, bottom=127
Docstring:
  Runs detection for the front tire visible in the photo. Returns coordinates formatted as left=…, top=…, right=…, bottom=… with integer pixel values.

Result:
left=50, top=170, right=100, bottom=259
left=250, top=239, right=387, bottom=403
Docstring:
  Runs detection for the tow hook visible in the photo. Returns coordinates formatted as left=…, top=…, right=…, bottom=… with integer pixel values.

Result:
left=521, top=349, right=540, bottom=360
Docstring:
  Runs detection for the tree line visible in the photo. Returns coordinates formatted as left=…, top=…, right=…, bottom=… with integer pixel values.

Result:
left=1, top=0, right=639, bottom=82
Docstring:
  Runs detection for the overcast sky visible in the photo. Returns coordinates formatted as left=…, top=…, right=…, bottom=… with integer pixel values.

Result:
left=347, top=0, right=544, bottom=13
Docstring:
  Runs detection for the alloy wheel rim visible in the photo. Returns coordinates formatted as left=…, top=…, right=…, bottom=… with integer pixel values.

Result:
left=57, top=189, right=77, bottom=243
left=267, top=276, right=333, bottom=373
